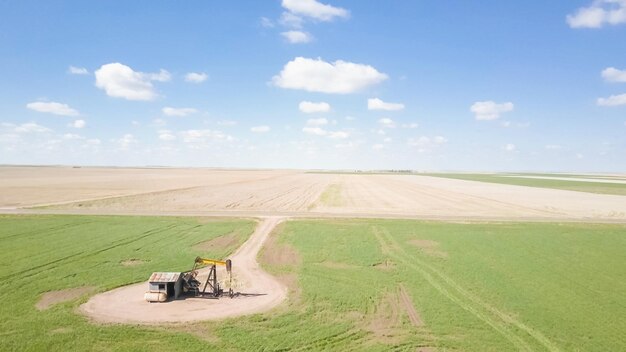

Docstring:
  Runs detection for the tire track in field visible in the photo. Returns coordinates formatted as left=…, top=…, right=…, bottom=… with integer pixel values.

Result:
left=373, top=226, right=561, bottom=352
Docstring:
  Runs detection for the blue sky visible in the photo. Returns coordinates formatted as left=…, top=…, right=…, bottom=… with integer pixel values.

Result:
left=1, top=0, right=625, bottom=171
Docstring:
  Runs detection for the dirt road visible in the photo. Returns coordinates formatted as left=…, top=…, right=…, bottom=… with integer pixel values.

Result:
left=80, top=217, right=288, bottom=324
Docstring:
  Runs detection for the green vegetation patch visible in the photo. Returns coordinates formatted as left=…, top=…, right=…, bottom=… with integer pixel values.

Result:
left=217, top=219, right=626, bottom=351
left=3, top=216, right=625, bottom=351
left=423, top=173, right=626, bottom=196
left=316, top=183, right=344, bottom=207
left=0, top=215, right=255, bottom=351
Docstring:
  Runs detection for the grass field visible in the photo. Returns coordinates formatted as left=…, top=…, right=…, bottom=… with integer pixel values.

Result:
left=423, top=173, right=626, bottom=196
left=0, top=215, right=255, bottom=351
left=2, top=215, right=625, bottom=351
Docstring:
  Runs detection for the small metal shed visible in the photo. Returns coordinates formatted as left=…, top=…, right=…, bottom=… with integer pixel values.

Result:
left=147, top=272, right=183, bottom=300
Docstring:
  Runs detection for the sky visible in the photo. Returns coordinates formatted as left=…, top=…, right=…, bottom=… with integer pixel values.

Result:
left=0, top=0, right=625, bottom=172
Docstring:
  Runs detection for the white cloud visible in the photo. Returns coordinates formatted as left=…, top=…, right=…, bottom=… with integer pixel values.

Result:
left=162, top=107, right=198, bottom=117
left=279, top=11, right=304, bottom=28
left=372, top=144, right=384, bottom=150
left=408, top=136, right=447, bottom=153
left=180, top=129, right=234, bottom=144
left=299, top=101, right=331, bottom=113
left=260, top=17, right=275, bottom=28
left=158, top=130, right=176, bottom=141
left=368, top=98, right=405, bottom=111
left=597, top=93, right=626, bottom=106
left=251, top=125, right=270, bottom=133
left=115, top=134, right=137, bottom=150
left=345, top=115, right=356, bottom=121
left=328, top=131, right=349, bottom=139
left=302, top=126, right=348, bottom=139
left=306, top=118, right=329, bottom=126
left=282, top=0, right=349, bottom=21
left=68, top=66, right=88, bottom=75
left=152, top=118, right=167, bottom=127
left=71, top=119, right=86, bottom=129
left=302, top=127, right=328, bottom=136
left=470, top=101, right=514, bottom=120
left=95, top=63, right=170, bottom=101
left=272, top=57, right=388, bottom=94
left=504, top=143, right=516, bottom=152
left=2, top=122, right=51, bottom=134
left=402, top=122, right=419, bottom=129
left=601, top=67, right=626, bottom=82
left=378, top=118, right=396, bottom=128
left=62, top=133, right=84, bottom=140
left=567, top=0, right=626, bottom=28
left=185, top=72, right=208, bottom=83
left=281, top=30, right=313, bottom=43
left=26, top=101, right=79, bottom=116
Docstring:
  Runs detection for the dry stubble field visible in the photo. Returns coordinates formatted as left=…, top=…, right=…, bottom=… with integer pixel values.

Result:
left=1, top=166, right=626, bottom=221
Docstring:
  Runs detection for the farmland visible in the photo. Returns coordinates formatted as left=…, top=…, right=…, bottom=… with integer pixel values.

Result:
left=2, top=214, right=624, bottom=351
left=0, top=215, right=255, bottom=351
left=423, top=173, right=626, bottom=196
left=2, top=167, right=626, bottom=221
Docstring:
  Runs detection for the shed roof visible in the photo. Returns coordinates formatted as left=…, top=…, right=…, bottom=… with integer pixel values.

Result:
left=149, top=272, right=181, bottom=283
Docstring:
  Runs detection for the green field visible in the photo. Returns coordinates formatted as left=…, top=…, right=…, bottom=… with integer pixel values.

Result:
left=2, top=215, right=625, bottom=351
left=423, top=173, right=626, bottom=196
left=0, top=215, right=255, bottom=351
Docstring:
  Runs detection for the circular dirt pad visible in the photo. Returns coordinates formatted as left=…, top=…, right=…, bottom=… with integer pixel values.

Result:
left=80, top=217, right=287, bottom=324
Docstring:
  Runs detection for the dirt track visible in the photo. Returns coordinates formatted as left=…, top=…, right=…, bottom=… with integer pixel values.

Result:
left=80, top=217, right=287, bottom=324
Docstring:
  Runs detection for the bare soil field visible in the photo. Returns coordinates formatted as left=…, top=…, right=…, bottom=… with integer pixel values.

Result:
left=2, top=166, right=626, bottom=221
left=0, top=166, right=298, bottom=208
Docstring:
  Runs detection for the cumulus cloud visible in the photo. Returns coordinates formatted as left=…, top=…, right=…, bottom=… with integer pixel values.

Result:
left=185, top=72, right=208, bottom=83
left=26, top=101, right=79, bottom=116
left=597, top=93, right=626, bottom=106
left=62, top=133, right=84, bottom=140
left=470, top=101, right=514, bottom=120
left=567, top=0, right=626, bottom=28
left=545, top=144, right=563, bottom=150
left=115, top=134, right=137, bottom=150
left=372, top=144, right=384, bottom=150
left=281, top=30, right=313, bottom=43
left=302, top=126, right=327, bottom=136
left=158, top=130, right=176, bottom=141
left=162, top=107, right=198, bottom=117
left=306, top=117, right=329, bottom=126
left=299, top=101, right=331, bottom=113
left=71, top=119, right=86, bottom=129
left=279, top=11, right=304, bottom=28
left=368, top=98, right=405, bottom=111
left=2, top=122, right=51, bottom=134
left=504, top=143, right=516, bottom=152
left=260, top=17, right=275, bottom=28
left=328, top=131, right=349, bottom=139
left=251, top=125, right=271, bottom=133
left=180, top=129, right=234, bottom=144
left=272, top=57, right=388, bottom=94
left=402, top=122, right=419, bottom=129
left=302, top=126, right=348, bottom=139
left=95, top=63, right=170, bottom=101
left=408, top=136, right=447, bottom=153
left=282, top=0, right=349, bottom=21
left=602, top=67, right=626, bottom=82
left=378, top=118, right=396, bottom=128
left=68, top=66, right=88, bottom=75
